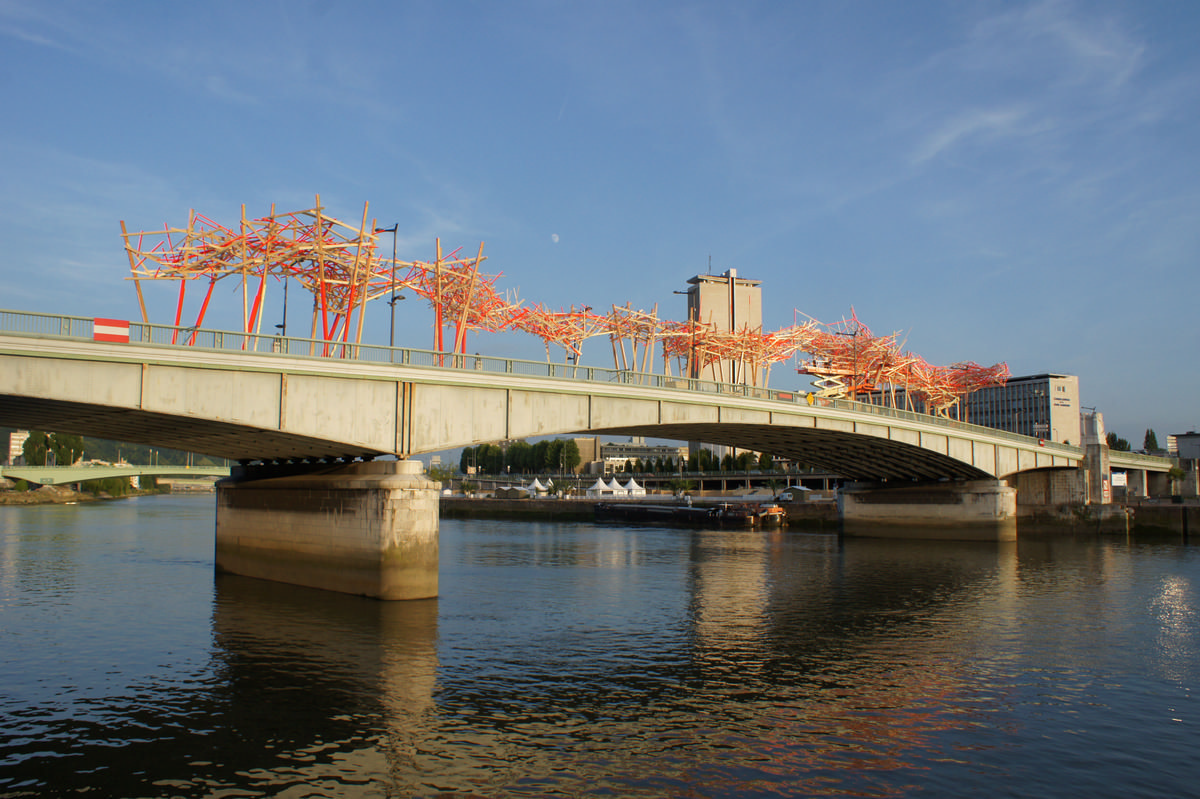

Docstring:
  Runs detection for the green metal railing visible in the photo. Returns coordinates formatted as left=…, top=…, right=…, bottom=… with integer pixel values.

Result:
left=0, top=308, right=1083, bottom=456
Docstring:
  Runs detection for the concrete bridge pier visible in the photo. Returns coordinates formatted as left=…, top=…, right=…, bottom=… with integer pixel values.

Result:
left=838, top=479, right=1017, bottom=541
left=215, top=460, right=440, bottom=600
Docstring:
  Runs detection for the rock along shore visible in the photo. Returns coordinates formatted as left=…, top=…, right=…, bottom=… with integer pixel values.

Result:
left=0, top=482, right=164, bottom=505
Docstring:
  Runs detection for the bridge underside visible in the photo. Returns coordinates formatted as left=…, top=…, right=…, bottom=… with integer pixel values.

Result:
left=591, top=423, right=991, bottom=482
left=1, top=394, right=1006, bottom=481
left=0, top=396, right=385, bottom=462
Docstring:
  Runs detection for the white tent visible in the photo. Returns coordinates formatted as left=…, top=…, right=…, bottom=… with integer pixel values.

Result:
left=528, top=478, right=549, bottom=495
left=586, top=477, right=613, bottom=497
left=606, top=477, right=625, bottom=494
left=622, top=477, right=646, bottom=496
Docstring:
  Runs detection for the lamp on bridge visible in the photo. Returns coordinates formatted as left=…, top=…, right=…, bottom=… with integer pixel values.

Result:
left=274, top=274, right=289, bottom=338
left=373, top=224, right=406, bottom=348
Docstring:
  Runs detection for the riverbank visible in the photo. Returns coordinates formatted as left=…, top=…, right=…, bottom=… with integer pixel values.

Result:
left=0, top=483, right=166, bottom=505
left=0, top=484, right=97, bottom=505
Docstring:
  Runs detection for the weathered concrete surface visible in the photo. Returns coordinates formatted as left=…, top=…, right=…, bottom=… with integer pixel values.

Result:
left=216, top=460, right=439, bottom=600
left=838, top=479, right=1018, bottom=541
left=1009, top=468, right=1086, bottom=506
left=1017, top=503, right=1135, bottom=534
left=1128, top=503, right=1199, bottom=536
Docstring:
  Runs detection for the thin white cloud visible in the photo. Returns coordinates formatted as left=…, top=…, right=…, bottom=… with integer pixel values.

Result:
left=975, top=0, right=1145, bottom=89
left=912, top=106, right=1029, bottom=164
left=0, top=21, right=67, bottom=50
left=203, top=74, right=258, bottom=106
left=897, top=1, right=1150, bottom=173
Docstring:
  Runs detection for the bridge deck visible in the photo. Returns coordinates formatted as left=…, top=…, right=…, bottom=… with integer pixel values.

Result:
left=0, top=310, right=1170, bottom=481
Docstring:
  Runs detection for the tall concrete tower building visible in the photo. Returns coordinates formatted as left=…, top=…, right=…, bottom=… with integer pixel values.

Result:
left=683, top=268, right=762, bottom=384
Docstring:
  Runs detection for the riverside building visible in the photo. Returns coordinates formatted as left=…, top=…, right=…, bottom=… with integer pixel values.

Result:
left=863, top=373, right=1081, bottom=445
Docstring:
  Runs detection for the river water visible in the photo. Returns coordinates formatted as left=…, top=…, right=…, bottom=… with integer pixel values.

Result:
left=1, top=494, right=1197, bottom=798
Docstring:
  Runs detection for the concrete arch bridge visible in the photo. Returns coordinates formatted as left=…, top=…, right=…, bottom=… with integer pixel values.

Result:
left=0, top=313, right=1078, bottom=482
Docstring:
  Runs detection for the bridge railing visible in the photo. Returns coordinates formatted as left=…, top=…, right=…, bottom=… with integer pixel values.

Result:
left=0, top=310, right=94, bottom=338
left=1, top=308, right=1082, bottom=455
left=1110, top=451, right=1176, bottom=469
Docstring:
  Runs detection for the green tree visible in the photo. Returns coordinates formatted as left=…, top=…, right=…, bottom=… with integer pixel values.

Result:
left=1106, top=432, right=1131, bottom=452
left=758, top=452, right=775, bottom=471
left=22, top=431, right=85, bottom=467
left=688, top=448, right=716, bottom=473
left=507, top=440, right=533, bottom=473
left=667, top=478, right=696, bottom=496
left=22, top=431, right=50, bottom=466
left=559, top=439, right=580, bottom=473
left=427, top=463, right=456, bottom=485
left=533, top=440, right=551, bottom=472
left=85, top=476, right=131, bottom=497
left=1144, top=429, right=1159, bottom=452
left=546, top=439, right=564, bottom=473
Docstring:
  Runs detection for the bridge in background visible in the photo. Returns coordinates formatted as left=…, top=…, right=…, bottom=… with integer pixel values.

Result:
left=0, top=309, right=1175, bottom=600
left=1, top=463, right=229, bottom=486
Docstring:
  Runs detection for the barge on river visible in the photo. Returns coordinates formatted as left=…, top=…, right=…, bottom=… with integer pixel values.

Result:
left=595, top=501, right=786, bottom=528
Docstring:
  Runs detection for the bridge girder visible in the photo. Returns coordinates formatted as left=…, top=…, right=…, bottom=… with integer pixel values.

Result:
left=0, top=391, right=993, bottom=481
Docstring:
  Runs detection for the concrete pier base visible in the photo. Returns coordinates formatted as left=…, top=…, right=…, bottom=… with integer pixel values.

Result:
left=216, top=460, right=440, bottom=600
left=838, top=479, right=1017, bottom=541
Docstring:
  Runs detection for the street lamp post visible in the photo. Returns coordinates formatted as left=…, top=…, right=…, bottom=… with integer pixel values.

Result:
left=374, top=224, right=400, bottom=348
left=274, top=275, right=289, bottom=339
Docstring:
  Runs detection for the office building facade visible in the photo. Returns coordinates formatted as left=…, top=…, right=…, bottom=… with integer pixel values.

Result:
left=864, top=373, right=1081, bottom=445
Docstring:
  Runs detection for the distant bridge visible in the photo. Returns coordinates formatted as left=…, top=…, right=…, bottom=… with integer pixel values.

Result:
left=0, top=309, right=1131, bottom=482
left=1, top=464, right=229, bottom=486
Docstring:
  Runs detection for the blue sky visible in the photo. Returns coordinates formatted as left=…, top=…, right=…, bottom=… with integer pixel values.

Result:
left=1, top=0, right=1197, bottom=443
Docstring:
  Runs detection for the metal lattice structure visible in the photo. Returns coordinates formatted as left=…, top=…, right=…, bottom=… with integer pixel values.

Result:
left=121, top=201, right=1008, bottom=415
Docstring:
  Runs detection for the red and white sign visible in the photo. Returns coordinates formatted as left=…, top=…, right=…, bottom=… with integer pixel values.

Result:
left=93, top=318, right=130, bottom=343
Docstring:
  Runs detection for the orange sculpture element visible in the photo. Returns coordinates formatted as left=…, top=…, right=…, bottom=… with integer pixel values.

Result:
left=121, top=197, right=391, bottom=349
left=121, top=200, right=1007, bottom=415
left=795, top=308, right=1009, bottom=417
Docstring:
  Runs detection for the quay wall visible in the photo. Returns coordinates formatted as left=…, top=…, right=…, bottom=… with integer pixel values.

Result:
left=439, top=496, right=839, bottom=529
left=441, top=496, right=1193, bottom=537
left=1127, top=503, right=1199, bottom=536
left=1018, top=502, right=1198, bottom=536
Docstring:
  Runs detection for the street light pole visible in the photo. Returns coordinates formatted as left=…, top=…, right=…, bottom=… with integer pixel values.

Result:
left=274, top=275, right=289, bottom=338
left=374, top=224, right=399, bottom=348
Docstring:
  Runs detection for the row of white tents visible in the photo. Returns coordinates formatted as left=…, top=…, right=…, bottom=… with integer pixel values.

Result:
left=585, top=477, right=646, bottom=497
